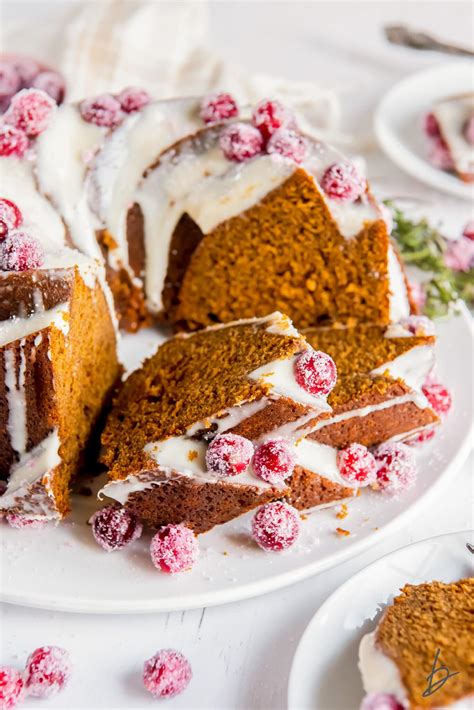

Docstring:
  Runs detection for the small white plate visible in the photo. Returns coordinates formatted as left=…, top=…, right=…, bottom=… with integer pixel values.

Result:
left=1, top=307, right=473, bottom=614
left=375, top=62, right=474, bottom=200
left=288, top=530, right=474, bottom=709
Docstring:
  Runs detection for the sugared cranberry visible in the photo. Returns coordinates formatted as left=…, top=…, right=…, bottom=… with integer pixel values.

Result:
left=360, top=692, right=404, bottom=710
left=31, top=71, right=65, bottom=105
left=463, top=220, right=474, bottom=241
left=294, top=349, right=337, bottom=397
left=266, top=128, right=307, bottom=163
left=143, top=649, right=192, bottom=698
left=321, top=161, right=366, bottom=202
left=405, top=428, right=436, bottom=447
left=428, top=136, right=454, bottom=170
left=90, top=505, right=143, bottom=551
left=422, top=380, right=452, bottom=417
left=251, top=501, right=300, bottom=551
left=337, top=443, right=377, bottom=487
left=4, top=89, right=56, bottom=136
left=0, top=199, right=22, bottom=230
left=0, top=667, right=24, bottom=709
left=374, top=442, right=417, bottom=495
left=205, top=433, right=253, bottom=477
left=117, top=86, right=151, bottom=113
left=0, top=63, right=21, bottom=99
left=0, top=220, right=7, bottom=240
left=252, top=99, right=296, bottom=141
left=150, top=524, right=198, bottom=574
left=252, top=440, right=295, bottom=485
left=219, top=122, right=264, bottom=162
left=400, top=315, right=435, bottom=336
left=444, top=236, right=474, bottom=272
left=6, top=512, right=47, bottom=529
left=25, top=646, right=72, bottom=698
left=80, top=94, right=123, bottom=128
left=409, top=280, right=426, bottom=311
left=423, top=112, right=441, bottom=138
left=10, top=57, right=40, bottom=87
left=0, top=231, right=44, bottom=271
left=200, top=92, right=239, bottom=124
left=0, top=124, right=29, bottom=157
left=463, top=115, right=474, bottom=145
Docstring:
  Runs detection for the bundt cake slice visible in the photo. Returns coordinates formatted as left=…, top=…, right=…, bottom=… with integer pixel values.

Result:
left=287, top=318, right=439, bottom=510
left=100, top=313, right=336, bottom=533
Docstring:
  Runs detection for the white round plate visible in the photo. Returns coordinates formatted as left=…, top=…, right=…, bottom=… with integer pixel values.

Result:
left=288, top=530, right=474, bottom=709
left=1, top=307, right=472, bottom=614
left=374, top=62, right=474, bottom=200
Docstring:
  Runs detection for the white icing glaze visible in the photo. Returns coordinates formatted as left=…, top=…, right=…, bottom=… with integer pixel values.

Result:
left=387, top=244, right=411, bottom=322
left=89, top=98, right=201, bottom=271
left=4, top=344, right=27, bottom=456
left=0, top=302, right=69, bottom=348
left=0, top=429, right=61, bottom=518
left=371, top=345, right=434, bottom=393
left=185, top=398, right=269, bottom=438
left=433, top=95, right=474, bottom=176
left=294, top=437, right=344, bottom=485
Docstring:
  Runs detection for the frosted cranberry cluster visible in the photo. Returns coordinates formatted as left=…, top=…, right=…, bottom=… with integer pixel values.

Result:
left=0, top=646, right=71, bottom=709
left=80, top=87, right=151, bottom=128
left=0, top=198, right=44, bottom=271
left=0, top=88, right=56, bottom=158
left=336, top=441, right=419, bottom=495
left=0, top=56, right=64, bottom=114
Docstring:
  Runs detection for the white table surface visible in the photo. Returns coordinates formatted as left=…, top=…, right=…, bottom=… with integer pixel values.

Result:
left=1, top=2, right=473, bottom=709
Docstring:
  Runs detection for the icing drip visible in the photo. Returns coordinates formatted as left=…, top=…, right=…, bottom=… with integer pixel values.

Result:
left=0, top=302, right=70, bottom=348
left=371, top=344, right=434, bottom=392
left=387, top=244, right=411, bottom=322
left=4, top=344, right=27, bottom=456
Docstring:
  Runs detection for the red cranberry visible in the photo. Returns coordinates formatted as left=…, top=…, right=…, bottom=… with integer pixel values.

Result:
left=0, top=199, right=23, bottom=230
left=337, top=443, right=377, bottom=487
left=143, top=649, right=192, bottom=698
left=219, top=122, right=264, bottom=162
left=0, top=667, right=24, bottom=709
left=31, top=71, right=65, bottom=105
left=428, top=136, right=454, bottom=170
left=422, top=380, right=452, bottom=417
left=321, top=161, right=366, bottom=202
left=200, top=92, right=239, bottom=124
left=251, top=501, right=300, bottom=551
left=4, top=89, right=56, bottom=136
left=90, top=505, right=143, bottom=551
left=266, top=128, right=307, bottom=163
left=405, top=428, right=436, bottom=447
left=25, top=646, right=72, bottom=698
left=294, top=350, right=337, bottom=396
left=10, top=57, right=40, bottom=87
left=252, top=99, right=296, bottom=141
left=0, top=124, right=29, bottom=157
left=252, top=440, right=295, bottom=485
left=0, top=231, right=44, bottom=271
left=463, top=220, right=474, bottom=241
left=0, top=220, right=7, bottom=240
left=463, top=115, right=474, bottom=145
left=150, top=524, right=198, bottom=574
left=205, top=433, right=253, bottom=477
left=6, top=512, right=48, bottom=529
left=0, top=63, right=21, bottom=99
left=423, top=112, right=441, bottom=138
left=374, top=442, right=417, bottom=495
left=117, top=86, right=151, bottom=113
left=80, top=94, right=123, bottom=128
left=360, top=693, right=404, bottom=710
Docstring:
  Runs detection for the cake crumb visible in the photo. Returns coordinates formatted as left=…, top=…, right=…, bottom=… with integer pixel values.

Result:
left=187, top=449, right=198, bottom=462
left=336, top=504, right=348, bottom=520
left=300, top=514, right=308, bottom=521
left=336, top=527, right=350, bottom=537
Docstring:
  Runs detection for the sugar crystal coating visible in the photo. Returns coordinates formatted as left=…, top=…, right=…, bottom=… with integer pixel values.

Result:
left=117, top=86, right=151, bottom=113
left=252, top=440, right=295, bottom=485
left=90, top=504, right=143, bottom=551
left=400, top=315, right=435, bottom=336
left=0, top=124, right=29, bottom=157
left=252, top=99, right=296, bottom=141
left=294, top=349, right=337, bottom=396
left=0, top=231, right=44, bottom=271
left=150, top=524, right=198, bottom=573
left=422, top=380, right=452, bottom=417
left=337, top=443, right=377, bottom=487
left=0, top=667, right=24, bottom=709
left=205, top=433, right=253, bottom=477
left=373, top=442, right=417, bottom=495
left=266, top=128, right=307, bottom=163
left=321, top=161, right=366, bottom=202
left=9, top=57, right=40, bottom=87
left=200, top=92, right=239, bottom=124
left=6, top=512, right=48, bottom=529
left=0, top=199, right=23, bottom=231
left=405, top=428, right=436, bottom=447
left=143, top=649, right=192, bottom=698
left=5, top=88, right=56, bottom=136
left=251, top=501, right=300, bottom=551
left=80, top=93, right=123, bottom=128
left=25, top=646, right=72, bottom=698
left=219, top=122, right=264, bottom=162
left=31, top=71, right=65, bottom=105
left=0, top=63, right=21, bottom=99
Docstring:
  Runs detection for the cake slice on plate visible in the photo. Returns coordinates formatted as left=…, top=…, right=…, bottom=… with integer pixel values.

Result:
left=100, top=312, right=337, bottom=533
left=358, top=578, right=474, bottom=709
left=425, top=93, right=474, bottom=183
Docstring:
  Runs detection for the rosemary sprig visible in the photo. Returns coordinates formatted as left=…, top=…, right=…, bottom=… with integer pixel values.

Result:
left=386, top=202, right=473, bottom=318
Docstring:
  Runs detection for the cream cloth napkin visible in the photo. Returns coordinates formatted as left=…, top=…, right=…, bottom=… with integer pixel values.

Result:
left=3, top=0, right=344, bottom=142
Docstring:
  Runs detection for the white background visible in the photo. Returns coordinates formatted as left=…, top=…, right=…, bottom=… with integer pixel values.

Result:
left=1, top=2, right=473, bottom=709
